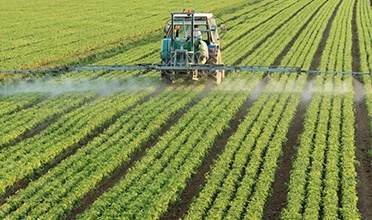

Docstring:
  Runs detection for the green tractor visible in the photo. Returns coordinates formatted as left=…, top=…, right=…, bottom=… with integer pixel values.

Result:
left=161, top=9, right=227, bottom=84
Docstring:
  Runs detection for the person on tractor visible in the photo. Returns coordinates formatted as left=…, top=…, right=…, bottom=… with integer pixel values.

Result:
left=186, top=25, right=202, bottom=40
left=174, top=25, right=180, bottom=38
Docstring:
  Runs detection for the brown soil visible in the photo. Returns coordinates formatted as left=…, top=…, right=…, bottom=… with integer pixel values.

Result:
left=351, top=0, right=360, bottom=73
left=262, top=76, right=313, bottom=220
left=234, top=0, right=315, bottom=66
left=66, top=84, right=213, bottom=219
left=351, top=2, right=372, bottom=218
left=0, top=87, right=164, bottom=204
left=353, top=79, right=372, bottom=220
left=161, top=76, right=269, bottom=220
left=310, top=0, right=342, bottom=71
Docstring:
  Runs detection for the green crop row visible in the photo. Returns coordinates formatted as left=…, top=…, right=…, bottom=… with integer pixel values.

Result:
left=185, top=0, right=339, bottom=217
left=283, top=0, right=359, bottom=218
left=222, top=0, right=294, bottom=47
left=340, top=74, right=359, bottom=219
left=0, top=0, right=256, bottom=70
left=0, top=82, right=157, bottom=196
left=242, top=0, right=327, bottom=66
left=242, top=74, right=304, bottom=219
left=281, top=75, right=323, bottom=219
left=185, top=76, right=282, bottom=219
left=0, top=91, right=96, bottom=148
left=185, top=72, right=305, bottom=219
left=0, top=84, right=204, bottom=219
left=223, top=0, right=318, bottom=65
left=302, top=75, right=332, bottom=219
left=78, top=74, right=262, bottom=219
left=0, top=93, right=45, bottom=117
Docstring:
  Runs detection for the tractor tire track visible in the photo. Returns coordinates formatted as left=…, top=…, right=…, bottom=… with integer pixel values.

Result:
left=0, top=85, right=167, bottom=204
left=352, top=1, right=372, bottom=217
left=160, top=76, right=269, bottom=220
left=352, top=0, right=360, bottom=73
left=66, top=83, right=214, bottom=219
left=353, top=76, right=372, bottom=220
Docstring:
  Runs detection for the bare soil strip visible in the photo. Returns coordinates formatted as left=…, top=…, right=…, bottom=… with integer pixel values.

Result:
left=310, top=0, right=343, bottom=71
left=66, top=84, right=214, bottom=219
left=234, top=0, right=315, bottom=66
left=160, top=76, right=269, bottom=220
left=353, top=76, right=372, bottom=220
left=0, top=85, right=167, bottom=204
left=351, top=0, right=360, bottom=73
left=352, top=0, right=372, bottom=215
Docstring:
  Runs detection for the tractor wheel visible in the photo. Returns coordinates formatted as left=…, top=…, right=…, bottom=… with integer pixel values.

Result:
left=161, top=70, right=176, bottom=84
left=207, top=56, right=225, bottom=84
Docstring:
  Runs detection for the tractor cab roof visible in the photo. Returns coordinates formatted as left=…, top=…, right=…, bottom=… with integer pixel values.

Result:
left=173, top=13, right=214, bottom=26
left=173, top=13, right=213, bottom=19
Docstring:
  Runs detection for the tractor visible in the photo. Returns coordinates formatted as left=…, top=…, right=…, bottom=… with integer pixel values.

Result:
left=161, top=9, right=226, bottom=84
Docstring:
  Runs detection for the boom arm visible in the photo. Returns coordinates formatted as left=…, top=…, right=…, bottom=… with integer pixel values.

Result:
left=0, top=64, right=369, bottom=75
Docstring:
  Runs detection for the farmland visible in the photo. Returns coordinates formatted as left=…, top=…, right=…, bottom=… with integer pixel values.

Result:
left=0, top=0, right=372, bottom=219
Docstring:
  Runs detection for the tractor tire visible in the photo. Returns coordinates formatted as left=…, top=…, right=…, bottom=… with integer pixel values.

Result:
left=207, top=56, right=225, bottom=84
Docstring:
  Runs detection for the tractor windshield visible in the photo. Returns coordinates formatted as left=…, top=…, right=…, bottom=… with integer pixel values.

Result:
left=175, top=25, right=208, bottom=40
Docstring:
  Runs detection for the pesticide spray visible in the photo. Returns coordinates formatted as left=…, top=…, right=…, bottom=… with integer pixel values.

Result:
left=0, top=76, right=158, bottom=97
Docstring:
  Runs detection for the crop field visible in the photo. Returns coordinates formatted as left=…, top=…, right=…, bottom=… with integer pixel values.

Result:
left=1, top=0, right=372, bottom=219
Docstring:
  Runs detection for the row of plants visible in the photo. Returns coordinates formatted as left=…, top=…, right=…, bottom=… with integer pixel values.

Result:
left=277, top=1, right=342, bottom=216
left=223, top=0, right=321, bottom=64
left=185, top=0, right=338, bottom=216
left=0, top=0, right=255, bottom=70
left=0, top=84, right=205, bottom=219
left=215, top=0, right=341, bottom=217
left=77, top=74, right=262, bottom=219
left=185, top=72, right=298, bottom=219
left=0, top=92, right=45, bottom=117
left=0, top=82, right=157, bottom=196
left=217, top=0, right=277, bottom=24
left=0, top=91, right=97, bottom=148
left=281, top=74, right=324, bottom=219
left=283, top=0, right=359, bottom=218
left=340, top=74, right=359, bottom=219
left=221, top=0, right=294, bottom=47
left=241, top=0, right=328, bottom=66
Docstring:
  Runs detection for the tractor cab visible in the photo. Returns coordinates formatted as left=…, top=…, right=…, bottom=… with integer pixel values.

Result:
left=161, top=10, right=226, bottom=84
